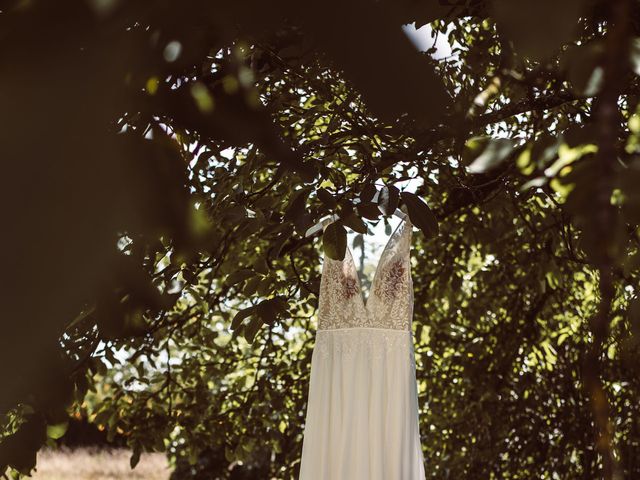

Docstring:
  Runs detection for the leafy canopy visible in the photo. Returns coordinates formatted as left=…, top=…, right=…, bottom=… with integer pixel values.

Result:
left=2, top=1, right=640, bottom=479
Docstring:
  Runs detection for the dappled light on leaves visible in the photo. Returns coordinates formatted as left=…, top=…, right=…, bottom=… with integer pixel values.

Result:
left=2, top=0, right=640, bottom=479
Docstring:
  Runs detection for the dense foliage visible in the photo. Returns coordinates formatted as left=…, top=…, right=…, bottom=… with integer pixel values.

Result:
left=2, top=0, right=640, bottom=478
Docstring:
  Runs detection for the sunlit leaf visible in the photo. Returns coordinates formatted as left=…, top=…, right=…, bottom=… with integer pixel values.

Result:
left=322, top=222, right=347, bottom=260
left=46, top=422, right=68, bottom=440
left=400, top=192, right=439, bottom=238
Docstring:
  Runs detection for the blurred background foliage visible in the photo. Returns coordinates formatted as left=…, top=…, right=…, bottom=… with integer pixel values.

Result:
left=1, top=0, right=640, bottom=478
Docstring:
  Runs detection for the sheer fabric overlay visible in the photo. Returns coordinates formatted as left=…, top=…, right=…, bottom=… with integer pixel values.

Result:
left=317, top=216, right=414, bottom=331
left=299, top=217, right=426, bottom=480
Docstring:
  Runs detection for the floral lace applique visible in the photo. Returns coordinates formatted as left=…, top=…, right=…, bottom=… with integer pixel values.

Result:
left=340, top=274, right=359, bottom=300
left=317, top=217, right=413, bottom=331
left=373, top=257, right=406, bottom=302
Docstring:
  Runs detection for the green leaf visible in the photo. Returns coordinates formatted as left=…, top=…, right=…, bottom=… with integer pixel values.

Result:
left=631, top=38, right=640, bottom=76
left=222, top=205, right=247, bottom=224
left=46, top=422, right=68, bottom=440
left=252, top=255, right=270, bottom=275
left=357, top=202, right=381, bottom=220
left=561, top=41, right=605, bottom=96
left=295, top=159, right=318, bottom=183
left=1, top=415, right=47, bottom=474
left=284, top=187, right=311, bottom=220
left=342, top=213, right=368, bottom=234
left=225, top=269, right=254, bottom=286
left=243, top=316, right=263, bottom=343
left=531, top=134, right=560, bottom=168
left=243, top=276, right=262, bottom=296
left=337, top=199, right=356, bottom=220
left=520, top=177, right=548, bottom=191
left=562, top=124, right=598, bottom=148
left=269, top=224, right=294, bottom=260
left=359, top=184, right=377, bottom=202
left=188, top=202, right=212, bottom=239
left=378, top=185, right=399, bottom=215
left=316, top=188, right=337, bottom=209
left=130, top=447, right=141, bottom=469
left=225, top=446, right=235, bottom=463
left=256, top=296, right=288, bottom=324
left=231, top=306, right=255, bottom=330
left=239, top=216, right=265, bottom=237
left=194, top=149, right=215, bottom=172
left=322, top=222, right=347, bottom=260
left=629, top=296, right=640, bottom=335
left=400, top=192, right=439, bottom=238
left=467, top=138, right=517, bottom=174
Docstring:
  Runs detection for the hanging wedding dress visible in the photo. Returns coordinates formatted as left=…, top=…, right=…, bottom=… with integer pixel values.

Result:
left=299, top=216, right=426, bottom=480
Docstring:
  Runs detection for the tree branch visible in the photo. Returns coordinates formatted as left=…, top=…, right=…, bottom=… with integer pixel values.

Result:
left=582, top=1, right=633, bottom=478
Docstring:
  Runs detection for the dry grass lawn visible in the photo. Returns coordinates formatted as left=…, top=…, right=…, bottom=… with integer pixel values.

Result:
left=31, top=447, right=171, bottom=480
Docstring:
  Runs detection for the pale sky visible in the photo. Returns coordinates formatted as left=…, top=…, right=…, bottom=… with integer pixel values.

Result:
left=402, top=22, right=453, bottom=59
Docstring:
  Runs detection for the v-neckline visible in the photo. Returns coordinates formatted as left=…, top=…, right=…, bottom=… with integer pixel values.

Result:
left=344, top=216, right=408, bottom=310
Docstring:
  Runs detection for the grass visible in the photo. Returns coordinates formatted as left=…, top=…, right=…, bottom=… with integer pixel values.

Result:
left=31, top=447, right=171, bottom=480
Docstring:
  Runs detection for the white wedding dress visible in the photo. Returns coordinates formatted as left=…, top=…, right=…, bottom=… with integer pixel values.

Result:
left=299, top=217, right=426, bottom=480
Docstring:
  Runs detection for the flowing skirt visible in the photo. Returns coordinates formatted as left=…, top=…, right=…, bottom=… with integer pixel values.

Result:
left=299, top=327, right=426, bottom=480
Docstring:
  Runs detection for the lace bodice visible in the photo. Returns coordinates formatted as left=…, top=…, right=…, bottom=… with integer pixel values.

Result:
left=317, top=217, right=413, bottom=331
